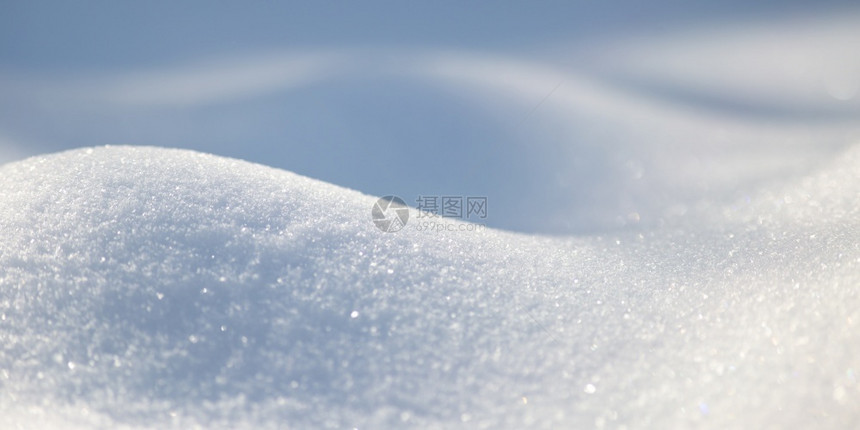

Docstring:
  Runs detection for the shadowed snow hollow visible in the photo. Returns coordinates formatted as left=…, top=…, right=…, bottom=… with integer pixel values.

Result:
left=0, top=146, right=858, bottom=429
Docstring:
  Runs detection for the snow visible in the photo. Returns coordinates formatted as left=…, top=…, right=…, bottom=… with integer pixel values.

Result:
left=5, top=31, right=859, bottom=235
left=1, top=145, right=858, bottom=429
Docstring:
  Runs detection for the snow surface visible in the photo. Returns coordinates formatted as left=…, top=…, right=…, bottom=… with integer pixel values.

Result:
left=0, top=145, right=858, bottom=429
left=3, top=12, right=859, bottom=235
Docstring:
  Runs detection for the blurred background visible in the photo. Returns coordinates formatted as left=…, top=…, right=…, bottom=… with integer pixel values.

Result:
left=2, top=1, right=859, bottom=234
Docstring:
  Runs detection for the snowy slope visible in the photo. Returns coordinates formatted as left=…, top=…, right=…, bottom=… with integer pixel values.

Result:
left=0, top=145, right=858, bottom=429
left=2, top=11, right=859, bottom=235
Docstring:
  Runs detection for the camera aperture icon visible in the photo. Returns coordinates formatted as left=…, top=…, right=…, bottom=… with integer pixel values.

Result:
left=372, top=195, right=409, bottom=233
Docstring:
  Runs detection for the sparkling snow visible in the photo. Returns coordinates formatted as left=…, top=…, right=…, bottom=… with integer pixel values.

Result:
left=1, top=145, right=857, bottom=429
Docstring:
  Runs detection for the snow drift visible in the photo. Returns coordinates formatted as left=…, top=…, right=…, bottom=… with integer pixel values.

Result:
left=0, top=145, right=858, bottom=429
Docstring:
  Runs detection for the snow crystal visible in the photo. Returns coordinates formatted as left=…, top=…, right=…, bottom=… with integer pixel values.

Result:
left=0, top=145, right=858, bottom=429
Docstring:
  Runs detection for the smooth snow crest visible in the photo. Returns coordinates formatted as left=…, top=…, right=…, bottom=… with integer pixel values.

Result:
left=0, top=145, right=858, bottom=429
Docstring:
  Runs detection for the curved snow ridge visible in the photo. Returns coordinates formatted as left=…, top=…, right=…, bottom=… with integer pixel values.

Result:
left=0, top=146, right=858, bottom=429
left=0, top=146, right=589, bottom=429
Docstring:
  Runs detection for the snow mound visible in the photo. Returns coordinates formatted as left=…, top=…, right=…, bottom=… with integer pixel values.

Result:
left=1, top=146, right=858, bottom=429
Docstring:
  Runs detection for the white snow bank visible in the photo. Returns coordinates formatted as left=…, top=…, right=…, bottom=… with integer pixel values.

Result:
left=4, top=12, right=859, bottom=234
left=1, top=146, right=858, bottom=429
